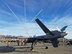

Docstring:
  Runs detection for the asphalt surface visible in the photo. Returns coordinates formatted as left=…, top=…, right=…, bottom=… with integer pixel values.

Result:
left=0, top=42, right=72, bottom=54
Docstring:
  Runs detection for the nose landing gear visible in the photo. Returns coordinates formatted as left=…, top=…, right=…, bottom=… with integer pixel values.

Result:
left=45, top=46, right=48, bottom=49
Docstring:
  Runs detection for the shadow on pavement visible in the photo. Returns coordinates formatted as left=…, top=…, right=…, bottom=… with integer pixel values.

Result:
left=0, top=46, right=15, bottom=53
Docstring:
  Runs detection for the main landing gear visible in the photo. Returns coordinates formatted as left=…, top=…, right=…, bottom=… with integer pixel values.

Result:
left=30, top=42, right=35, bottom=51
left=30, top=42, right=48, bottom=51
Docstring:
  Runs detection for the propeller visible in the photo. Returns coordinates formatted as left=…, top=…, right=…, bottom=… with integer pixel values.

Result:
left=57, top=26, right=68, bottom=32
left=57, top=27, right=61, bottom=32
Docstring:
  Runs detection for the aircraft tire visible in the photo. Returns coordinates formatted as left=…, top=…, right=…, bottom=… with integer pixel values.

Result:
left=45, top=46, right=48, bottom=49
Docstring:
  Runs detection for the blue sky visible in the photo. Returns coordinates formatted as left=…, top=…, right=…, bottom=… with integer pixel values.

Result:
left=0, top=0, right=72, bottom=39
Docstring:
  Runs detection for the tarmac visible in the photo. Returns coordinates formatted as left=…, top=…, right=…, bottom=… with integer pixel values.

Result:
left=0, top=42, right=72, bottom=54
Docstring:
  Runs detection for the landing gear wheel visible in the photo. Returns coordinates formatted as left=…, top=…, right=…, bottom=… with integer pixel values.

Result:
left=45, top=46, right=48, bottom=49
left=30, top=48, right=33, bottom=51
left=30, top=42, right=34, bottom=51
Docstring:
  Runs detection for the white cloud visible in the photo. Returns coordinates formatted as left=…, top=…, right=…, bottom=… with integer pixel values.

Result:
left=0, top=22, right=45, bottom=37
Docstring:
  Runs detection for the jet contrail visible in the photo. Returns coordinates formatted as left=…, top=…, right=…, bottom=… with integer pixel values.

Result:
left=2, top=0, right=21, bottom=23
left=23, top=0, right=27, bottom=23
left=23, top=0, right=29, bottom=36
left=1, top=0, right=29, bottom=36
left=31, top=9, right=43, bottom=22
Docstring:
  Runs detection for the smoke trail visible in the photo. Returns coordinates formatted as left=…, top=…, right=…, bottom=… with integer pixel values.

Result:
left=23, top=0, right=27, bottom=23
